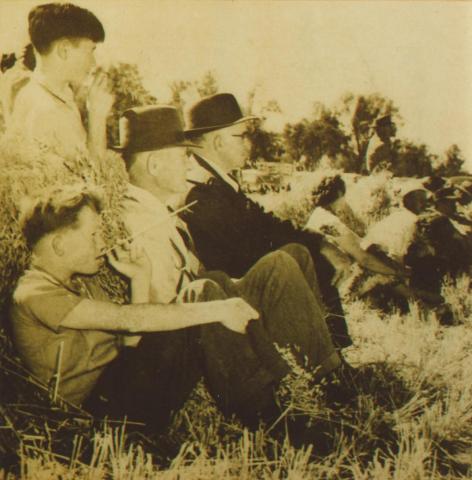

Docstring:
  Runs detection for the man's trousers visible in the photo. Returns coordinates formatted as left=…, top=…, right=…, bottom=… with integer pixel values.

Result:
left=84, top=244, right=341, bottom=431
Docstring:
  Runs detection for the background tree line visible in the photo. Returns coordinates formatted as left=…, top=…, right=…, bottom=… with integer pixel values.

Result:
left=64, top=63, right=470, bottom=179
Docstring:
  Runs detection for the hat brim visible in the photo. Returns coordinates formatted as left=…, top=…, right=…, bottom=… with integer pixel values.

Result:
left=184, top=115, right=259, bottom=136
left=110, top=140, right=201, bottom=152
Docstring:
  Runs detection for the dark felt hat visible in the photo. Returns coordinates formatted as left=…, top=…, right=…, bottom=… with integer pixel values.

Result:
left=375, top=115, right=394, bottom=129
left=185, top=93, right=257, bottom=136
left=113, top=105, right=199, bottom=153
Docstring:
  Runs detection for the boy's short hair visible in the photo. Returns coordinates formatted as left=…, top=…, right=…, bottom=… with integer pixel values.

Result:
left=20, top=185, right=103, bottom=249
left=29, top=3, right=105, bottom=54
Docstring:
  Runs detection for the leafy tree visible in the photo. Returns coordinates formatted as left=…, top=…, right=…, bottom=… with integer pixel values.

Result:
left=169, top=79, right=192, bottom=114
left=246, top=119, right=284, bottom=163
left=244, top=97, right=284, bottom=164
left=393, top=140, right=435, bottom=177
left=106, top=62, right=157, bottom=146
left=196, top=70, right=219, bottom=98
left=434, top=144, right=466, bottom=177
left=169, top=70, right=219, bottom=115
left=283, top=107, right=350, bottom=170
left=284, top=121, right=308, bottom=164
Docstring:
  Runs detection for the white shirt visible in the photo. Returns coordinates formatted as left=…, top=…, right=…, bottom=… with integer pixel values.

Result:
left=305, top=206, right=362, bottom=249
left=361, top=209, right=418, bottom=261
left=8, top=72, right=87, bottom=158
left=122, top=184, right=201, bottom=304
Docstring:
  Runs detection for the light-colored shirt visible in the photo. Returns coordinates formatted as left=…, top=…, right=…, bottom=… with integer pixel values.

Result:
left=7, top=72, right=87, bottom=158
left=123, top=184, right=201, bottom=304
left=306, top=206, right=362, bottom=247
left=361, top=209, right=418, bottom=261
left=10, top=267, right=121, bottom=406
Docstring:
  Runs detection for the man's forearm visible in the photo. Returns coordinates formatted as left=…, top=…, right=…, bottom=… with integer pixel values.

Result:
left=61, top=299, right=233, bottom=332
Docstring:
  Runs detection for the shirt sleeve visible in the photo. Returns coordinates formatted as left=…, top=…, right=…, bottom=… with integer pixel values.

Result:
left=23, top=285, right=84, bottom=333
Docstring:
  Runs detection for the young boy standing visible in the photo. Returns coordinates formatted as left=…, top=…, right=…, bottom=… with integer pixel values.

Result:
left=8, top=3, right=113, bottom=160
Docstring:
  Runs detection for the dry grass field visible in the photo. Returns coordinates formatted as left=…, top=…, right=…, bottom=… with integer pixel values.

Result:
left=1, top=161, right=471, bottom=479
left=5, top=283, right=471, bottom=479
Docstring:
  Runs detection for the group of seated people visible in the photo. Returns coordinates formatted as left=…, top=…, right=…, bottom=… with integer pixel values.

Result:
left=307, top=172, right=472, bottom=318
left=8, top=1, right=469, bottom=443
left=3, top=2, right=361, bottom=439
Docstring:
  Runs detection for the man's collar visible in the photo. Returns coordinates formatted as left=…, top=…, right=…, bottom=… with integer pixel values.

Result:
left=125, top=183, right=177, bottom=220
left=32, top=71, right=76, bottom=107
left=29, top=262, right=83, bottom=295
left=191, top=153, right=240, bottom=192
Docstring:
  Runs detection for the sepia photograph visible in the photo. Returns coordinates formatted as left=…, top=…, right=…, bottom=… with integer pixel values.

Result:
left=0, top=0, right=471, bottom=478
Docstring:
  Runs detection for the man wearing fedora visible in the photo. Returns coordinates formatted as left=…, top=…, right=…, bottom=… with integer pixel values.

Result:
left=115, top=105, right=354, bottom=428
left=182, top=93, right=352, bottom=350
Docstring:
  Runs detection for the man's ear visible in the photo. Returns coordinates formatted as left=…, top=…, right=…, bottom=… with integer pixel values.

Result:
left=51, top=233, right=65, bottom=257
left=55, top=38, right=69, bottom=61
left=212, top=133, right=223, bottom=152
left=146, top=153, right=160, bottom=177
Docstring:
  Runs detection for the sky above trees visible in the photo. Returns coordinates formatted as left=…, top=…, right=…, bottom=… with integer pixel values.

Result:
left=1, top=0, right=471, bottom=171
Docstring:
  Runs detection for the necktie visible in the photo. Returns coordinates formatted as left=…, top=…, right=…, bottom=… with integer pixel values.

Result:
left=167, top=206, right=200, bottom=293
left=170, top=236, right=197, bottom=294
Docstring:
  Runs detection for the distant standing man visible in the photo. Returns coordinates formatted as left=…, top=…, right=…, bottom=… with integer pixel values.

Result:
left=182, top=93, right=352, bottom=349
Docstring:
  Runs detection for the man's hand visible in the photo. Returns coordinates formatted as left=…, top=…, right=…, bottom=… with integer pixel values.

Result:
left=86, top=68, right=114, bottom=120
left=106, top=240, right=151, bottom=280
left=219, top=298, right=259, bottom=334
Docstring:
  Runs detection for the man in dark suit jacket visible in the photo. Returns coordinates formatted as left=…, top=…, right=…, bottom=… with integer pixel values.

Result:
left=182, top=93, right=352, bottom=349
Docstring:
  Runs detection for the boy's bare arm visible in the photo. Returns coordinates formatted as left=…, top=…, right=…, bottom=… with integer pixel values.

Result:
left=64, top=240, right=259, bottom=334
left=60, top=297, right=258, bottom=335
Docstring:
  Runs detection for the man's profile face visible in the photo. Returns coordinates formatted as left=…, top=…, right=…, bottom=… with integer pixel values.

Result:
left=66, top=38, right=97, bottom=86
left=217, top=123, right=249, bottom=171
left=149, top=146, right=190, bottom=194
left=61, top=205, right=105, bottom=275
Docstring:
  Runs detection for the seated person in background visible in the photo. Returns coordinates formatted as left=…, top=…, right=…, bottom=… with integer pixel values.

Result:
left=10, top=185, right=274, bottom=432
left=433, top=187, right=472, bottom=230
left=181, top=93, right=352, bottom=349
left=307, top=175, right=402, bottom=278
left=404, top=189, right=472, bottom=307
left=361, top=189, right=422, bottom=268
left=116, top=105, right=351, bottom=426
left=308, top=176, right=415, bottom=311
left=422, top=175, right=447, bottom=194
left=7, top=2, right=113, bottom=160
left=424, top=175, right=472, bottom=228
left=363, top=187, right=471, bottom=319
